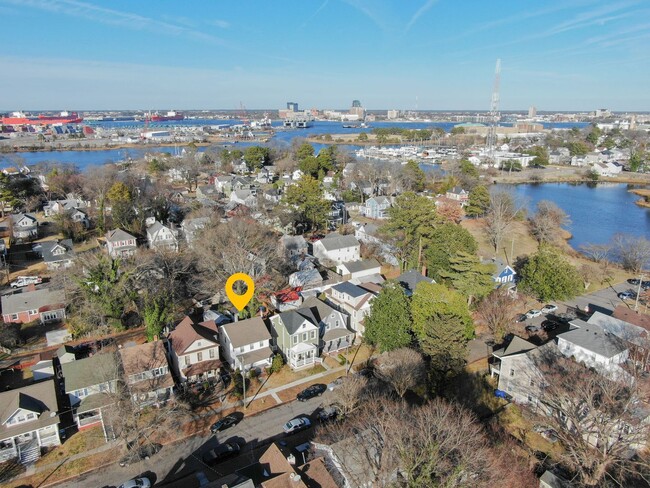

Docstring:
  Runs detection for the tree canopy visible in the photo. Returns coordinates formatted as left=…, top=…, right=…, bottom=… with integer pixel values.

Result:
left=284, top=175, right=330, bottom=231
left=424, top=223, right=477, bottom=281
left=518, top=245, right=582, bottom=301
left=438, top=251, right=495, bottom=306
left=364, top=282, right=412, bottom=353
left=465, top=185, right=491, bottom=217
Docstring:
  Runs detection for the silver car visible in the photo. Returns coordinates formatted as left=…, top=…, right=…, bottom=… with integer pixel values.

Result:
left=119, top=478, right=151, bottom=488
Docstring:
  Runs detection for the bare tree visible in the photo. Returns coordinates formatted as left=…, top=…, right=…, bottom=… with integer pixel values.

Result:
left=580, top=242, right=612, bottom=265
left=529, top=200, right=570, bottom=244
left=531, top=352, right=650, bottom=487
left=612, top=234, right=650, bottom=273
left=331, top=374, right=368, bottom=416
left=476, top=288, right=519, bottom=342
left=484, top=190, right=523, bottom=254
left=83, top=165, right=118, bottom=232
left=374, top=348, right=425, bottom=398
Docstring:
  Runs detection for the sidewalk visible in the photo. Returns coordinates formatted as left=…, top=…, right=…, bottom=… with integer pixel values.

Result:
left=9, top=363, right=351, bottom=485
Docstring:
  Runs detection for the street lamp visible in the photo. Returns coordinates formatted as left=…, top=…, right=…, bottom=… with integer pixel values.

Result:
left=634, top=273, right=647, bottom=313
left=238, top=355, right=246, bottom=410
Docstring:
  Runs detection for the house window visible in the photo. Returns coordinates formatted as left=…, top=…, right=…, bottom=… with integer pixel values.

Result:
left=509, top=369, right=515, bottom=377
left=29, top=310, right=38, bottom=316
left=209, top=349, right=216, bottom=359
left=258, top=341, right=264, bottom=347
left=302, top=332, right=307, bottom=341
left=529, top=379, right=535, bottom=387
left=184, top=356, right=190, bottom=367
left=26, top=412, right=35, bottom=420
left=197, top=352, right=203, bottom=362
left=292, top=336, right=298, bottom=345
left=309, top=331, right=316, bottom=340
left=99, top=383, right=109, bottom=392
left=11, top=314, right=18, bottom=320
left=335, top=320, right=339, bottom=327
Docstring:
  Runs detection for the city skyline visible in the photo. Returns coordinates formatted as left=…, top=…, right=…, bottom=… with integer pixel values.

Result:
left=0, top=0, right=649, bottom=111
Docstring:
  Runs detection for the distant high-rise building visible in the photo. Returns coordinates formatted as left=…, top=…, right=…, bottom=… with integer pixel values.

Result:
left=287, top=102, right=299, bottom=112
left=352, top=100, right=362, bottom=108
left=350, top=100, right=365, bottom=119
left=387, top=109, right=399, bottom=120
left=528, top=106, right=537, bottom=118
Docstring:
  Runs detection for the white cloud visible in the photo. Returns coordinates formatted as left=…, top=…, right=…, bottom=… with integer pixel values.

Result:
left=406, top=0, right=438, bottom=32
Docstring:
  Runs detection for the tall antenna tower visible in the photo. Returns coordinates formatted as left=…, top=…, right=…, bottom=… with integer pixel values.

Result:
left=486, top=58, right=501, bottom=159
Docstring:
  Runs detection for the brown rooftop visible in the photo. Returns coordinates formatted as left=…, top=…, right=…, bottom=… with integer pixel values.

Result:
left=118, top=340, right=168, bottom=377
left=169, top=316, right=219, bottom=355
left=612, top=305, right=650, bottom=332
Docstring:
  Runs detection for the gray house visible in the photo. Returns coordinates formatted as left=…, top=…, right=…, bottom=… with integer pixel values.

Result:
left=269, top=308, right=320, bottom=370
left=105, top=228, right=137, bottom=258
left=11, top=213, right=38, bottom=241
left=363, top=196, right=391, bottom=219
left=40, top=239, right=75, bottom=269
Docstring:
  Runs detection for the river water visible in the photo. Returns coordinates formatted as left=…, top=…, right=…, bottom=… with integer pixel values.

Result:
left=495, top=182, right=650, bottom=250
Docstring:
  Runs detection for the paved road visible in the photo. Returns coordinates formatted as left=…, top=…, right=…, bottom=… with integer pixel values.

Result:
left=61, top=386, right=334, bottom=488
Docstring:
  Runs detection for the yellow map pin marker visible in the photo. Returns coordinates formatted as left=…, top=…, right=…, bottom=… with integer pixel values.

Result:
left=225, top=273, right=255, bottom=312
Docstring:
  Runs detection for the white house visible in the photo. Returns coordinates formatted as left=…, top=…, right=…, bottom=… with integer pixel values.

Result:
left=336, top=259, right=381, bottom=281
left=311, top=233, right=360, bottom=265
left=11, top=213, right=38, bottom=241
left=181, top=217, right=210, bottom=247
left=230, top=189, right=257, bottom=208
left=168, top=316, right=221, bottom=384
left=490, top=336, right=542, bottom=406
left=591, top=161, right=623, bottom=177
left=219, top=316, right=273, bottom=372
left=146, top=221, right=179, bottom=252
left=0, top=380, right=62, bottom=464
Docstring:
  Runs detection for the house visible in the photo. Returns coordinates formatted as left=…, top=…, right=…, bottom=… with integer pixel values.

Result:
left=1, top=287, right=66, bottom=324
left=269, top=308, right=320, bottom=370
left=43, top=198, right=89, bottom=218
left=256, top=167, right=273, bottom=184
left=395, top=269, right=434, bottom=297
left=264, top=188, right=281, bottom=204
left=489, top=259, right=516, bottom=286
left=327, top=201, right=347, bottom=229
left=556, top=320, right=629, bottom=377
left=230, top=189, right=258, bottom=208
left=445, top=186, right=469, bottom=206
left=40, top=239, right=75, bottom=269
left=181, top=217, right=210, bottom=246
left=105, top=228, right=137, bottom=258
left=196, top=184, right=220, bottom=200
left=0, top=379, right=62, bottom=464
left=214, top=175, right=233, bottom=195
left=61, top=353, right=118, bottom=435
left=325, top=282, right=375, bottom=337
left=363, top=196, right=391, bottom=219
left=146, top=221, right=179, bottom=252
left=591, top=161, right=623, bottom=177
left=302, top=297, right=354, bottom=355
left=118, top=341, right=174, bottom=408
left=219, top=317, right=273, bottom=372
left=168, top=316, right=221, bottom=384
left=311, top=233, right=360, bottom=265
left=336, top=259, right=381, bottom=281
left=490, top=336, right=542, bottom=406
left=354, top=222, right=381, bottom=245
left=11, top=213, right=38, bottom=241
left=279, top=235, right=308, bottom=262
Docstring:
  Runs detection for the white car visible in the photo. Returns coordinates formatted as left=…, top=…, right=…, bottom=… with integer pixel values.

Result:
left=541, top=304, right=558, bottom=314
left=525, top=309, right=542, bottom=319
left=10, top=276, right=42, bottom=288
left=283, top=416, right=311, bottom=434
left=119, top=478, right=151, bottom=488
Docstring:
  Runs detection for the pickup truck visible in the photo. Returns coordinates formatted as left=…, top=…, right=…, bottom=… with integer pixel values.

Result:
left=10, top=276, right=43, bottom=288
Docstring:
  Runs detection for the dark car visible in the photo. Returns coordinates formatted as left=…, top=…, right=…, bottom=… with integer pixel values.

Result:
left=210, top=414, right=240, bottom=433
left=541, top=319, right=559, bottom=331
left=628, top=278, right=641, bottom=285
left=119, top=443, right=162, bottom=467
left=318, top=405, right=340, bottom=423
left=297, top=383, right=326, bottom=401
left=525, top=325, right=541, bottom=333
left=202, top=442, right=241, bottom=466
left=515, top=314, right=527, bottom=323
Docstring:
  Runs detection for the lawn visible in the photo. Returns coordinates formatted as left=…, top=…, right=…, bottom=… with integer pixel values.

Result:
left=275, top=370, right=347, bottom=403
left=497, top=403, right=564, bottom=457
left=259, top=364, right=327, bottom=391
left=36, top=426, right=106, bottom=467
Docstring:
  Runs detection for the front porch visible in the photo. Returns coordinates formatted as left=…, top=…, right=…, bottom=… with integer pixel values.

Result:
left=288, top=342, right=318, bottom=370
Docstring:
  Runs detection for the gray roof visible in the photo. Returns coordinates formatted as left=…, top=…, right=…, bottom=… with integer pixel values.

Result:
left=62, top=353, right=119, bottom=393
left=221, top=316, right=271, bottom=348
left=396, top=269, right=434, bottom=293
left=587, top=311, right=646, bottom=346
left=558, top=320, right=628, bottom=358
left=318, top=233, right=360, bottom=252
left=0, top=379, right=60, bottom=438
left=492, top=336, right=536, bottom=358
left=41, top=239, right=75, bottom=263
left=182, top=217, right=210, bottom=232
left=331, top=281, right=368, bottom=299
left=106, top=228, right=136, bottom=242
left=340, top=259, right=380, bottom=274
left=11, top=213, right=37, bottom=225
left=276, top=309, right=316, bottom=335
left=1, top=287, right=66, bottom=315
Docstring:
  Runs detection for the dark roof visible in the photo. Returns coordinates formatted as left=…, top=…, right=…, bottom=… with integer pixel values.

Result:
left=396, top=269, right=434, bottom=293
left=277, top=309, right=317, bottom=335
left=0, top=379, right=60, bottom=438
left=105, top=228, right=136, bottom=242
left=41, top=239, right=75, bottom=263
left=331, top=281, right=368, bottom=299
left=220, top=316, right=271, bottom=348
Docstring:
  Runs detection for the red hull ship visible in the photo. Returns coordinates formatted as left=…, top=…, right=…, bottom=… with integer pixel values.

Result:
left=146, top=110, right=185, bottom=122
left=1, top=111, right=83, bottom=126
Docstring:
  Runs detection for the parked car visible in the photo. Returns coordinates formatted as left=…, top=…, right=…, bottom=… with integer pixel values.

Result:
left=318, top=405, right=340, bottom=423
left=119, top=478, right=151, bottom=488
left=119, top=443, right=162, bottom=467
left=628, top=278, right=641, bottom=285
left=525, top=309, right=542, bottom=319
left=283, top=416, right=311, bottom=434
left=202, top=442, right=241, bottom=466
left=10, top=276, right=42, bottom=288
left=618, top=291, right=635, bottom=301
left=327, top=377, right=344, bottom=391
left=297, top=383, right=327, bottom=401
left=515, top=314, right=527, bottom=323
left=525, top=325, right=541, bottom=333
left=541, top=304, right=558, bottom=314
left=541, top=319, right=559, bottom=331
left=210, top=414, right=240, bottom=433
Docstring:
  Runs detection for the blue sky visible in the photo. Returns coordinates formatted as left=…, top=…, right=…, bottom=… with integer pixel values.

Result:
left=0, top=0, right=648, bottom=111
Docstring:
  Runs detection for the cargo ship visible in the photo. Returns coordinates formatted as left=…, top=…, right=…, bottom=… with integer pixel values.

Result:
left=1, top=111, right=83, bottom=126
left=146, top=110, right=185, bottom=122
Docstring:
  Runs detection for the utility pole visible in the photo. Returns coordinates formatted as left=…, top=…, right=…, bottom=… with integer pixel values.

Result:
left=634, top=273, right=646, bottom=312
left=238, top=355, right=247, bottom=410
